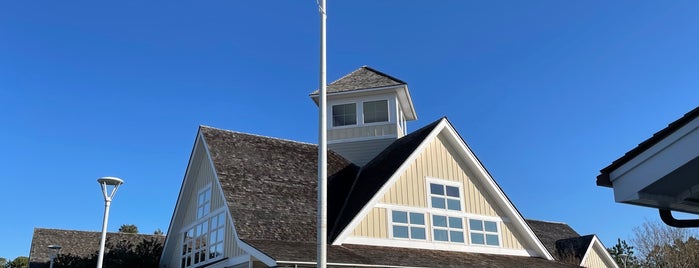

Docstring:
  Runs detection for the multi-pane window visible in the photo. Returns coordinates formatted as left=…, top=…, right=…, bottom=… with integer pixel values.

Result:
left=432, top=215, right=465, bottom=243
left=391, top=210, right=426, bottom=240
left=182, top=212, right=226, bottom=268
left=197, top=188, right=211, bottom=219
left=429, top=183, right=461, bottom=211
left=469, top=219, right=500, bottom=246
left=332, top=103, right=357, bottom=127
left=363, top=100, right=388, bottom=123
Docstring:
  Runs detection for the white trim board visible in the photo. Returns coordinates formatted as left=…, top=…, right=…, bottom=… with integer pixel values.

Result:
left=332, top=118, right=554, bottom=260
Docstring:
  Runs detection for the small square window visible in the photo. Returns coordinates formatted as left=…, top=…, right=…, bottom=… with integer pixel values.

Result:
left=332, top=103, right=357, bottom=127
left=393, top=226, right=409, bottom=238
left=429, top=182, right=462, bottom=211
left=363, top=100, right=388, bottom=123
left=468, top=219, right=499, bottom=247
left=391, top=210, right=426, bottom=240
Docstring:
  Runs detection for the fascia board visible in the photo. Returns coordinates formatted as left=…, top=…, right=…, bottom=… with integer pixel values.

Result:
left=611, top=119, right=699, bottom=202
left=332, top=118, right=448, bottom=245
left=160, top=130, right=204, bottom=264
left=440, top=121, right=555, bottom=260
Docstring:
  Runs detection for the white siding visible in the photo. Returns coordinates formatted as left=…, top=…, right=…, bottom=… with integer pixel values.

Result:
left=161, top=136, right=246, bottom=268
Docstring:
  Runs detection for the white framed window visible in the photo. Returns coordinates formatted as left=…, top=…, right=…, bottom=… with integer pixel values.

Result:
left=469, top=219, right=500, bottom=246
left=428, top=181, right=462, bottom=211
left=431, top=215, right=465, bottom=243
left=197, top=186, right=211, bottom=219
left=332, top=103, right=357, bottom=127
left=390, top=210, right=426, bottom=240
left=363, top=100, right=389, bottom=123
left=181, top=212, right=226, bottom=268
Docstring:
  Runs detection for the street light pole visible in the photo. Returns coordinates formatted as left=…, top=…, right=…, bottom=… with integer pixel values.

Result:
left=96, top=176, right=124, bottom=268
left=48, top=244, right=61, bottom=268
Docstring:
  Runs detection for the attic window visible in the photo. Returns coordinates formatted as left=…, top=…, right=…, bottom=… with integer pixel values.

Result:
left=197, top=187, right=211, bottom=219
left=363, top=100, right=388, bottom=123
left=429, top=183, right=462, bottom=211
left=332, top=103, right=357, bottom=127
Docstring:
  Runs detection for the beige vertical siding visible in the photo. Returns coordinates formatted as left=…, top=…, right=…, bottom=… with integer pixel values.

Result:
left=582, top=246, right=612, bottom=268
left=348, top=133, right=527, bottom=251
left=380, top=134, right=498, bottom=217
left=500, top=221, right=524, bottom=250
left=352, top=207, right=388, bottom=238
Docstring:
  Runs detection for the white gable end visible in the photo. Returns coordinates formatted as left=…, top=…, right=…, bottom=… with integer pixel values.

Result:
left=333, top=119, right=553, bottom=260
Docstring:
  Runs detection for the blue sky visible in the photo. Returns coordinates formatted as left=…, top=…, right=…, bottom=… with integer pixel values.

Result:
left=1, top=1, right=698, bottom=260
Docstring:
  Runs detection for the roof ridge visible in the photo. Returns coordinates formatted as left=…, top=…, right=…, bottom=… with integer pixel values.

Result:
left=359, top=65, right=408, bottom=85
left=526, top=218, right=568, bottom=225
left=200, top=125, right=316, bottom=146
left=34, top=227, right=156, bottom=236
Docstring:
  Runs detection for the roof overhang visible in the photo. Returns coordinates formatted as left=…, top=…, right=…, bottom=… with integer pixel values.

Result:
left=598, top=108, right=699, bottom=215
left=310, top=84, right=418, bottom=121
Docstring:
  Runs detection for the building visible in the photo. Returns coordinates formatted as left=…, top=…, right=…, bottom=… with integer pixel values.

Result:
left=153, top=66, right=618, bottom=267
left=28, top=228, right=164, bottom=268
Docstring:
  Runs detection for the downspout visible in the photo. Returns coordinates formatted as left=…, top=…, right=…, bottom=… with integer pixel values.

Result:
left=659, top=209, right=699, bottom=228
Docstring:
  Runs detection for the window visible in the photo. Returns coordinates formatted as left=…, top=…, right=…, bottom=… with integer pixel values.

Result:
left=332, top=103, right=357, bottom=127
left=182, top=212, right=226, bottom=268
left=363, top=100, right=388, bottom=123
left=429, top=183, right=462, bottom=211
left=432, top=215, right=465, bottom=243
left=197, top=187, right=211, bottom=219
left=391, top=210, right=426, bottom=240
left=469, top=219, right=500, bottom=246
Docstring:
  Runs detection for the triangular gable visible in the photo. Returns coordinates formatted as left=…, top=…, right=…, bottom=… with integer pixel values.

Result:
left=580, top=235, right=619, bottom=268
left=160, top=128, right=275, bottom=268
left=333, top=118, right=554, bottom=260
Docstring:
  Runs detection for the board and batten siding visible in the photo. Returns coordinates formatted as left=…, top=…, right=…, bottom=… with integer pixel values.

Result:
left=350, top=133, right=524, bottom=250
left=582, top=245, right=613, bottom=268
left=164, top=137, right=245, bottom=267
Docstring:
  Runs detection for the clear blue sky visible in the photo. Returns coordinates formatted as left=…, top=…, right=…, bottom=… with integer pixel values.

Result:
left=2, top=1, right=698, bottom=260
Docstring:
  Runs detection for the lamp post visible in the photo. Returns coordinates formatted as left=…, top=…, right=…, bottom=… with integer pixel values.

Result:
left=48, top=244, right=61, bottom=268
left=96, top=176, right=124, bottom=268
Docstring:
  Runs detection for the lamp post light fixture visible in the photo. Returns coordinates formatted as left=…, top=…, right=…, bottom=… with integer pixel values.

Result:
left=48, top=244, right=61, bottom=268
left=96, top=176, right=124, bottom=268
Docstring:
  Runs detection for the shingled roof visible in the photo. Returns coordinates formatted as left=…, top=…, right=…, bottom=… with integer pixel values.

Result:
left=200, top=127, right=358, bottom=242
left=200, top=122, right=582, bottom=267
left=28, top=228, right=164, bottom=268
left=310, top=65, right=407, bottom=95
left=526, top=219, right=592, bottom=265
left=245, top=240, right=578, bottom=268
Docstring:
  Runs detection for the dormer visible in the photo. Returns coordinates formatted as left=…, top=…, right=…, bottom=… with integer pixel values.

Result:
left=310, top=66, right=417, bottom=166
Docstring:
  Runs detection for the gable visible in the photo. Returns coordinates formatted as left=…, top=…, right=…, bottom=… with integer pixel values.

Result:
left=335, top=119, right=552, bottom=259
left=160, top=133, right=248, bottom=268
left=580, top=236, right=619, bottom=268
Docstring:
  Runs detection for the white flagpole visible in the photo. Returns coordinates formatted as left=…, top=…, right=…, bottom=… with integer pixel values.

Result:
left=317, top=0, right=328, bottom=267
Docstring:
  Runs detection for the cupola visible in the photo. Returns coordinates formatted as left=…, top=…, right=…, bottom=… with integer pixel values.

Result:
left=310, top=66, right=417, bottom=166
